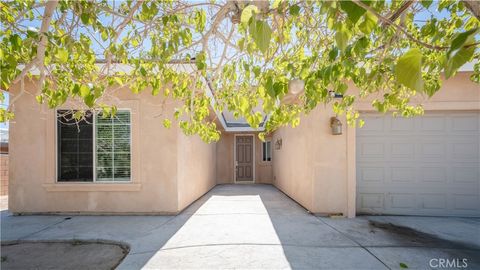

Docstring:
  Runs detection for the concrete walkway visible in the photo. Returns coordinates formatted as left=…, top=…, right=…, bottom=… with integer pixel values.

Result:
left=1, top=184, right=479, bottom=269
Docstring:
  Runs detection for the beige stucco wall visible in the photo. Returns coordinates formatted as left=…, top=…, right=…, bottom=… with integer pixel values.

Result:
left=272, top=72, right=479, bottom=217
left=8, top=72, right=478, bottom=215
left=8, top=80, right=215, bottom=214
left=177, top=131, right=216, bottom=211
left=216, top=132, right=272, bottom=184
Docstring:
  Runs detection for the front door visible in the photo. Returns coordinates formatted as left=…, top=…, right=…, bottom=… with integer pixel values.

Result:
left=235, top=135, right=254, bottom=182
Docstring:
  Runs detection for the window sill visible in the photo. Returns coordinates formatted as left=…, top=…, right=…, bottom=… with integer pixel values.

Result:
left=42, top=183, right=142, bottom=192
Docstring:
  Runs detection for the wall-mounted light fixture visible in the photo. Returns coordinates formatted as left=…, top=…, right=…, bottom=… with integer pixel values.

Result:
left=328, top=90, right=344, bottom=98
left=288, top=79, right=305, bottom=95
left=275, top=138, right=282, bottom=150
left=330, top=116, right=342, bottom=135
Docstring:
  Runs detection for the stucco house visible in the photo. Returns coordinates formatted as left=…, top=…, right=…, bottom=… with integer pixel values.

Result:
left=7, top=63, right=480, bottom=217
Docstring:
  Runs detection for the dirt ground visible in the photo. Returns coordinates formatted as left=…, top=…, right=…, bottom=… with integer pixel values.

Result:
left=1, top=240, right=129, bottom=270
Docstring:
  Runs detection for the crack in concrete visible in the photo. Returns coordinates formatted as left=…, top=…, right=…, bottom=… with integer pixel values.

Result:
left=18, top=216, right=74, bottom=240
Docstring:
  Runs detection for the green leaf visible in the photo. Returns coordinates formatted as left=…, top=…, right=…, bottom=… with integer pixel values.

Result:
left=395, top=48, right=424, bottom=91
left=195, top=51, right=207, bottom=74
left=114, top=77, right=123, bottom=86
left=241, top=5, right=259, bottom=25
left=328, top=47, right=339, bottom=61
left=399, top=262, right=408, bottom=269
left=340, top=1, right=366, bottom=24
left=56, top=48, right=68, bottom=63
left=335, top=26, right=350, bottom=51
left=265, top=76, right=276, bottom=97
left=272, top=0, right=282, bottom=9
left=9, top=34, right=22, bottom=49
left=35, top=95, right=43, bottom=104
left=163, top=119, right=171, bottom=128
left=140, top=67, right=147, bottom=76
left=359, top=12, right=377, bottom=35
left=101, top=30, right=108, bottom=41
left=73, top=111, right=83, bottom=120
left=239, top=96, right=250, bottom=114
left=79, top=85, right=90, bottom=98
left=445, top=45, right=475, bottom=79
left=84, top=94, right=95, bottom=108
left=249, top=20, right=272, bottom=54
left=289, top=5, right=300, bottom=16
left=448, top=28, right=478, bottom=57
left=194, top=10, right=206, bottom=32
left=420, top=0, right=433, bottom=9
left=246, top=112, right=263, bottom=128
left=80, top=13, right=90, bottom=25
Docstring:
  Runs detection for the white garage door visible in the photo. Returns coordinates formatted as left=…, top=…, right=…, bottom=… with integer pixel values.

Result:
left=356, top=112, right=480, bottom=217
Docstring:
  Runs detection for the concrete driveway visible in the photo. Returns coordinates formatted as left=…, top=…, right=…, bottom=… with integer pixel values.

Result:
left=1, top=184, right=479, bottom=269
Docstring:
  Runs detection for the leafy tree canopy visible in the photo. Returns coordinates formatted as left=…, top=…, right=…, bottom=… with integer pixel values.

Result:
left=1, top=0, right=479, bottom=142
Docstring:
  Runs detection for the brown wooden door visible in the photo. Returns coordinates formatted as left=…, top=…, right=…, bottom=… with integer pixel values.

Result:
left=235, top=136, right=253, bottom=182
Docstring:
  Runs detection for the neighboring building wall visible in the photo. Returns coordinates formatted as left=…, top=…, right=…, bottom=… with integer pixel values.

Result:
left=177, top=132, right=216, bottom=211
left=273, top=72, right=479, bottom=217
left=8, top=80, right=207, bottom=214
left=216, top=132, right=273, bottom=184
left=0, top=155, right=8, bottom=196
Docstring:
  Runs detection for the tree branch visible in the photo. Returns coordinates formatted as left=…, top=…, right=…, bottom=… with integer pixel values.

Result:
left=9, top=0, right=58, bottom=110
left=103, top=1, right=143, bottom=74
left=352, top=0, right=448, bottom=51
left=381, top=0, right=415, bottom=27
left=462, top=0, right=480, bottom=21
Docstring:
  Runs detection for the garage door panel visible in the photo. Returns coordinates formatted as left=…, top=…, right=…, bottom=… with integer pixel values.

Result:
left=390, top=167, right=416, bottom=183
left=453, top=195, right=479, bottom=210
left=391, top=117, right=415, bottom=131
left=421, top=167, right=447, bottom=183
left=452, top=143, right=479, bottom=159
left=391, top=143, right=415, bottom=158
left=420, top=142, right=446, bottom=158
left=358, top=167, right=385, bottom=183
left=358, top=141, right=385, bottom=158
left=421, top=194, right=447, bottom=209
left=357, top=112, right=480, bottom=217
left=452, top=166, right=479, bottom=183
left=359, top=193, right=385, bottom=210
left=388, top=193, right=416, bottom=209
left=361, top=117, right=385, bottom=132
left=419, top=115, right=446, bottom=131
left=452, top=115, right=479, bottom=131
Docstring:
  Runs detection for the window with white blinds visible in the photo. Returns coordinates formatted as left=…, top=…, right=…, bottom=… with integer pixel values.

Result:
left=95, top=111, right=131, bottom=181
left=57, top=110, right=131, bottom=182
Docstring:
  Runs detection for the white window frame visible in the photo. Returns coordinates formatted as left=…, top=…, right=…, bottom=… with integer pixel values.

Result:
left=55, top=109, right=132, bottom=183
left=262, top=140, right=272, bottom=162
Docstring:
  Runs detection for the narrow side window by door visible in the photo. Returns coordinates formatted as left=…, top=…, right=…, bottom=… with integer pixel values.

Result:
left=262, top=141, right=271, bottom=162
